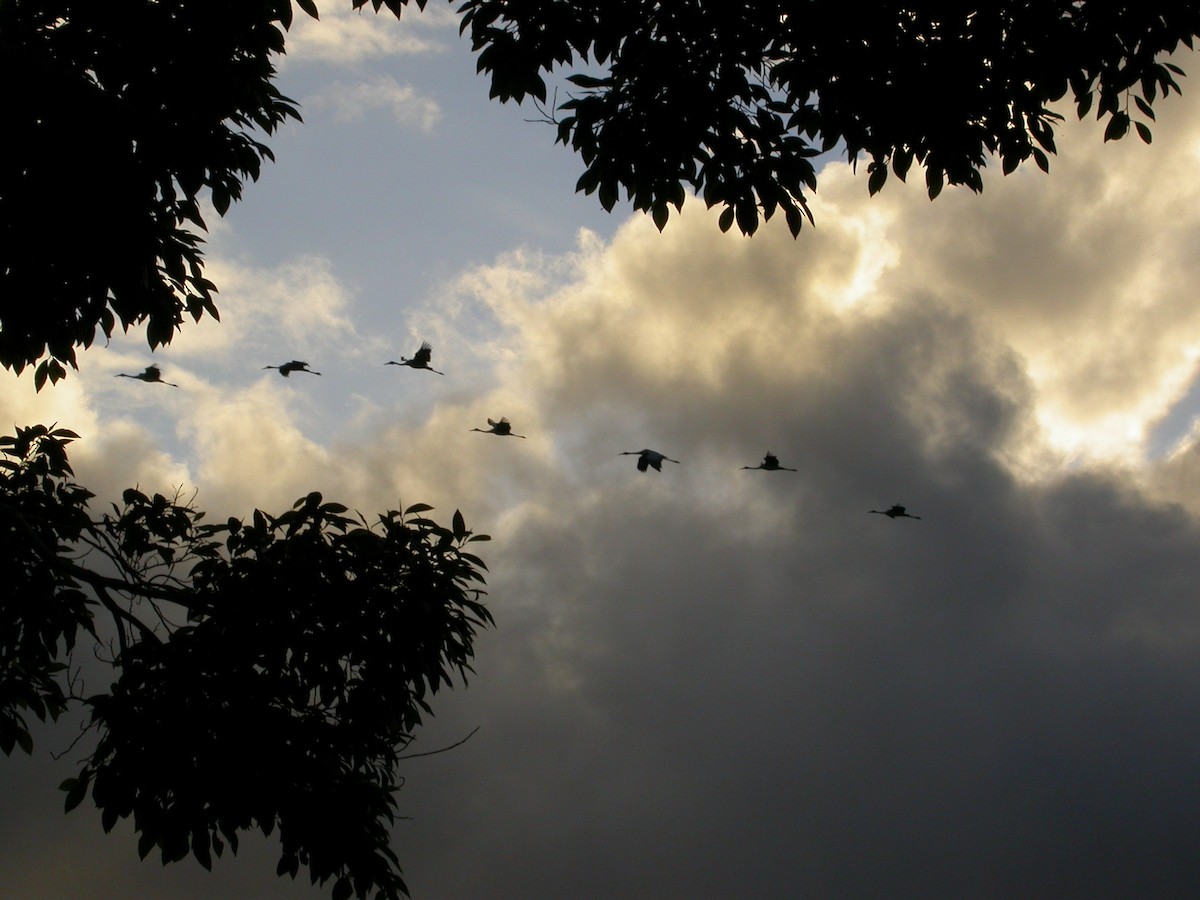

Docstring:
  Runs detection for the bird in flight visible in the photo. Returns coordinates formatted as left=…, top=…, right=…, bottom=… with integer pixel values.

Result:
left=742, top=452, right=797, bottom=471
left=869, top=505, right=921, bottom=520
left=385, top=341, right=443, bottom=375
left=115, top=364, right=178, bottom=387
left=620, top=449, right=680, bottom=472
left=471, top=417, right=526, bottom=438
left=263, top=360, right=320, bottom=377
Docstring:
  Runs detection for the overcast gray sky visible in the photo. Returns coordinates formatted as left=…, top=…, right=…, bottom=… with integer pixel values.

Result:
left=5, top=6, right=1200, bottom=899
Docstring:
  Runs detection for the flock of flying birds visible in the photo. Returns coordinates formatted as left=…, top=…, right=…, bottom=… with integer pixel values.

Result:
left=116, top=341, right=921, bottom=521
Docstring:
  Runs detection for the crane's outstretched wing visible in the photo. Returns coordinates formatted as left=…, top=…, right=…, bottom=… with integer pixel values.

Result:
left=413, top=342, right=433, bottom=366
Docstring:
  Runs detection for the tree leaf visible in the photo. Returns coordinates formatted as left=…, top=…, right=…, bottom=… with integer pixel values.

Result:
left=1104, top=111, right=1130, bottom=142
left=925, top=167, right=944, bottom=200
left=734, top=200, right=759, bottom=235
left=566, top=74, right=612, bottom=89
left=138, top=830, right=157, bottom=860
left=192, top=828, right=212, bottom=871
left=868, top=163, right=887, bottom=196
left=63, top=775, right=89, bottom=812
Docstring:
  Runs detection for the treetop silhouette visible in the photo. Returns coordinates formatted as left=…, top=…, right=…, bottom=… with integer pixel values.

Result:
left=1, top=423, right=491, bottom=900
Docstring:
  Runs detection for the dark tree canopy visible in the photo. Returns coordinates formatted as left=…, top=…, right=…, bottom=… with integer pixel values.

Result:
left=1, top=0, right=302, bottom=385
left=0, top=425, right=492, bottom=899
left=3, top=0, right=1197, bottom=381
left=460, top=0, right=1199, bottom=232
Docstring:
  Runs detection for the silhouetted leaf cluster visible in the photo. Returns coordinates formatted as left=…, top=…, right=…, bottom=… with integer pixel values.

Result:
left=0, top=0, right=303, bottom=386
left=459, top=0, right=1199, bottom=234
left=0, top=425, right=94, bottom=757
left=0, top=427, right=491, bottom=899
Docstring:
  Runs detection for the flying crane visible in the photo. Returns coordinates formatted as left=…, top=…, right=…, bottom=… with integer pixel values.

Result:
left=742, top=452, right=797, bottom=471
left=385, top=341, right=443, bottom=375
left=471, top=417, right=526, bottom=438
left=620, top=449, right=680, bottom=472
left=115, top=364, right=177, bottom=387
left=869, top=505, right=921, bottom=520
left=263, top=360, right=320, bottom=377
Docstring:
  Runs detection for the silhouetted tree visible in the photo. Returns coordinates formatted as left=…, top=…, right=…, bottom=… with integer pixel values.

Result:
left=461, top=0, right=1199, bottom=233
left=0, top=424, right=491, bottom=899
left=3, top=1, right=1196, bottom=382
left=1, top=0, right=303, bottom=386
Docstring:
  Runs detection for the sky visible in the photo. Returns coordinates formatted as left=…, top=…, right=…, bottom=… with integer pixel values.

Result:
left=5, top=5, right=1200, bottom=898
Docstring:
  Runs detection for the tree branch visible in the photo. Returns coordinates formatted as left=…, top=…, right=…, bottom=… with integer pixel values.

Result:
left=0, top=500, right=195, bottom=613
left=92, top=581, right=160, bottom=648
left=396, top=726, right=481, bottom=760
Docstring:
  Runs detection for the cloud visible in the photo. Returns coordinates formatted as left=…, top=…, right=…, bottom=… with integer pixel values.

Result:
left=826, top=85, right=1200, bottom=465
left=367, top=78, right=1200, bottom=896
left=283, top=4, right=453, bottom=66
left=8, top=53, right=1200, bottom=900
left=165, top=252, right=371, bottom=365
left=306, top=76, right=441, bottom=130
left=0, top=244, right=391, bottom=523
left=0, top=364, right=193, bottom=511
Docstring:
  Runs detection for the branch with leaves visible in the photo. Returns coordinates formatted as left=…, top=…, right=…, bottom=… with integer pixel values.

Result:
left=459, top=0, right=1199, bottom=235
left=0, top=425, right=492, bottom=900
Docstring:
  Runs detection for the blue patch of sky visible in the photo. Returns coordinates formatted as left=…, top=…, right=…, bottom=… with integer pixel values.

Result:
left=1148, top=363, right=1200, bottom=458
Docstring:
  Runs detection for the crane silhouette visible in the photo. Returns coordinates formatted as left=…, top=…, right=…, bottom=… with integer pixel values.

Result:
left=869, top=505, right=921, bottom=520
left=620, top=449, right=680, bottom=472
left=471, top=417, right=526, bottom=438
left=742, top=452, right=796, bottom=471
left=263, top=360, right=320, bottom=377
left=115, top=365, right=178, bottom=387
left=385, top=341, right=443, bottom=375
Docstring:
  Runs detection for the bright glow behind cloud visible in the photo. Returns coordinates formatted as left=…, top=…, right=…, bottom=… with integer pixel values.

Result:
left=283, top=4, right=452, bottom=65
left=5, top=67, right=1200, bottom=523
left=835, top=87, right=1200, bottom=464
left=164, top=254, right=371, bottom=364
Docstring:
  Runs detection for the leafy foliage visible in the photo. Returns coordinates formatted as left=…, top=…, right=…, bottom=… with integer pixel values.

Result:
left=459, top=0, right=1200, bottom=235
left=0, top=427, right=491, bottom=898
left=0, top=0, right=305, bottom=385
left=0, top=425, right=95, bottom=757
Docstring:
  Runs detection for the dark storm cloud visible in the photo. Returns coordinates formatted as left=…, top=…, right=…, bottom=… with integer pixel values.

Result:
left=382, top=254, right=1200, bottom=897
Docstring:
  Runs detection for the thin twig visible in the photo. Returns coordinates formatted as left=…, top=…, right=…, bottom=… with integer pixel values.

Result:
left=524, top=86, right=560, bottom=125
left=92, top=583, right=130, bottom=655
left=51, top=717, right=97, bottom=762
left=396, top=726, right=480, bottom=760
